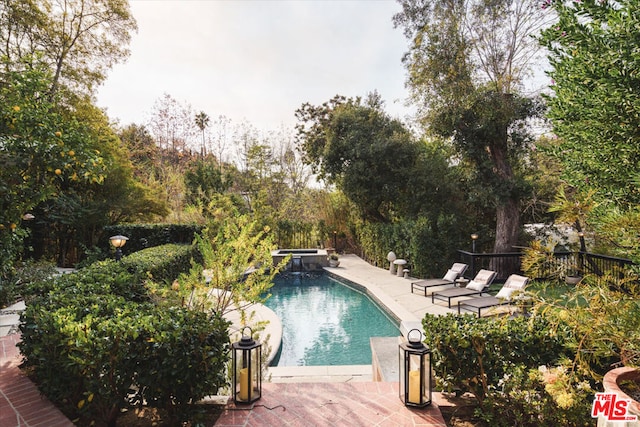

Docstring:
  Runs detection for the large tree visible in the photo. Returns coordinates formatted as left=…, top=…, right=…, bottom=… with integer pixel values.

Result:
left=0, top=0, right=136, bottom=99
left=296, top=94, right=420, bottom=222
left=540, top=0, right=640, bottom=208
left=394, top=0, right=548, bottom=252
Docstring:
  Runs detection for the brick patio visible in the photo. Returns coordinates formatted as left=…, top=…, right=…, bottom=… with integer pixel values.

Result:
left=215, top=382, right=447, bottom=426
left=0, top=334, right=74, bottom=427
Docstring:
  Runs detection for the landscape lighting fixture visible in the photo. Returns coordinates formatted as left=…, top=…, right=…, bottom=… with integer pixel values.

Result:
left=232, top=327, right=262, bottom=404
left=399, top=329, right=432, bottom=408
left=109, top=235, right=129, bottom=261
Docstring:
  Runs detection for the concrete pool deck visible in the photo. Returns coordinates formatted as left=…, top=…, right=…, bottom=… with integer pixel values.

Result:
left=266, top=253, right=459, bottom=383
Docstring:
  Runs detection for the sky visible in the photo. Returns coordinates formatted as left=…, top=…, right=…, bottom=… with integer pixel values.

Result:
left=96, top=0, right=416, bottom=133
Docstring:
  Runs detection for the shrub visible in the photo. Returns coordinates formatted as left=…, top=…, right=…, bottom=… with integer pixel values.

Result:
left=478, top=365, right=594, bottom=427
left=102, top=223, right=203, bottom=254
left=18, top=243, right=229, bottom=426
left=20, top=297, right=229, bottom=426
left=421, top=313, right=571, bottom=403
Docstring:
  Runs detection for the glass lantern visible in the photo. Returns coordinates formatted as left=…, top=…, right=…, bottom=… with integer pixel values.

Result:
left=399, top=328, right=432, bottom=408
left=232, top=327, right=262, bottom=404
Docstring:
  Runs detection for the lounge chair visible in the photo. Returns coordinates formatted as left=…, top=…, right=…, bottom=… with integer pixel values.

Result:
left=410, top=263, right=469, bottom=296
left=457, top=274, right=530, bottom=317
left=431, top=269, right=497, bottom=308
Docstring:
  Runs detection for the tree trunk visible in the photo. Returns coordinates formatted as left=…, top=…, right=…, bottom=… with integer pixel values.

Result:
left=494, top=198, right=519, bottom=253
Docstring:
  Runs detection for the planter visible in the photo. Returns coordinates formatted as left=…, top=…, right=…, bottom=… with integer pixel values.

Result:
left=328, top=259, right=340, bottom=268
left=598, top=367, right=640, bottom=427
left=565, top=275, right=583, bottom=285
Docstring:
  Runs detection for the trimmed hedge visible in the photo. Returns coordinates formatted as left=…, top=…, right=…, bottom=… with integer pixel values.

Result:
left=354, top=217, right=465, bottom=278
left=103, top=223, right=204, bottom=254
left=421, top=313, right=571, bottom=402
left=18, top=243, right=229, bottom=426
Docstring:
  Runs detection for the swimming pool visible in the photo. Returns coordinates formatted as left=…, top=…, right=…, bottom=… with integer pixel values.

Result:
left=265, top=272, right=400, bottom=366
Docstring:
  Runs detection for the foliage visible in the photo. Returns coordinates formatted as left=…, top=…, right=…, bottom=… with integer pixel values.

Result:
left=173, top=214, right=285, bottom=319
left=421, top=313, right=571, bottom=403
left=184, top=158, right=233, bottom=205
left=18, top=244, right=230, bottom=426
left=393, top=0, right=548, bottom=252
left=478, top=364, right=594, bottom=427
left=520, top=241, right=579, bottom=280
left=295, top=94, right=420, bottom=222
left=0, top=259, right=57, bottom=307
left=354, top=216, right=469, bottom=278
left=102, top=223, right=203, bottom=254
left=0, top=0, right=137, bottom=99
left=120, top=244, right=201, bottom=285
left=536, top=279, right=640, bottom=374
left=20, top=296, right=229, bottom=426
left=539, top=0, right=640, bottom=209
left=0, top=62, right=108, bottom=272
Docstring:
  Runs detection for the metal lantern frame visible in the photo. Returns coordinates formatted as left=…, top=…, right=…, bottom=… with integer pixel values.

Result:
left=399, top=328, right=432, bottom=408
left=232, top=327, right=262, bottom=404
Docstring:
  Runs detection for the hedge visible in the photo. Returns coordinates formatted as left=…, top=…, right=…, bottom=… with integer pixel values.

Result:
left=102, top=223, right=204, bottom=254
left=18, top=243, right=229, bottom=426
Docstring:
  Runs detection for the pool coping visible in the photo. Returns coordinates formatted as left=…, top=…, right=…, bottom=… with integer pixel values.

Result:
left=258, top=253, right=460, bottom=382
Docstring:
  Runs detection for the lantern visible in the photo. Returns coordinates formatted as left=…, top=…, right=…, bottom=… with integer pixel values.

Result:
left=109, top=235, right=128, bottom=261
left=232, top=327, right=262, bottom=404
left=399, top=329, right=431, bottom=408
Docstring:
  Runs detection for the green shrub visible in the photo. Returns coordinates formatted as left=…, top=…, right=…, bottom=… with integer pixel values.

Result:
left=0, top=259, right=57, bottom=307
left=120, top=243, right=200, bottom=284
left=20, top=297, right=229, bottom=426
left=354, top=218, right=467, bottom=278
left=18, top=243, right=229, bottom=426
left=477, top=365, right=594, bottom=427
left=102, top=223, right=203, bottom=254
left=421, top=313, right=571, bottom=403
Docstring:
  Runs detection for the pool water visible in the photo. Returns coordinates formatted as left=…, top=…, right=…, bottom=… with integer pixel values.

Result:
left=265, top=273, right=399, bottom=366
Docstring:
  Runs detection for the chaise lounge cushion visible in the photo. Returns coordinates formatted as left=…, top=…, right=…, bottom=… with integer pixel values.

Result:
left=443, top=269, right=458, bottom=282
left=495, top=286, right=516, bottom=300
left=465, top=280, right=485, bottom=291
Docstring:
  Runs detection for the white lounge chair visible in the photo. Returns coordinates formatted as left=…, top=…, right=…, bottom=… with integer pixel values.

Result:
left=410, top=263, right=469, bottom=296
left=431, top=269, right=497, bottom=308
left=457, top=274, right=530, bottom=317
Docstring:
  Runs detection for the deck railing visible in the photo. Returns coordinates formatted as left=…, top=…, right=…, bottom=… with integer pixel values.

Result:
left=458, top=250, right=635, bottom=284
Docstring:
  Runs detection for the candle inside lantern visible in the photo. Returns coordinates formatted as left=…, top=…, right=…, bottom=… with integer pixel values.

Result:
left=408, top=369, right=420, bottom=403
left=239, top=368, right=249, bottom=401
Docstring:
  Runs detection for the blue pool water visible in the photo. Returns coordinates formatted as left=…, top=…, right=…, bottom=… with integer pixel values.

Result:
left=265, top=273, right=399, bottom=366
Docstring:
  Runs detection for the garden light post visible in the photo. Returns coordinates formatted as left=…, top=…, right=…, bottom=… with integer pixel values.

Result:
left=109, top=235, right=128, bottom=261
left=232, top=327, right=262, bottom=404
left=399, top=329, right=432, bottom=408
left=471, top=233, right=478, bottom=253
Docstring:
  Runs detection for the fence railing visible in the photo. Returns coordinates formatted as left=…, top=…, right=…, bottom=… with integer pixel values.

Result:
left=458, top=250, right=635, bottom=284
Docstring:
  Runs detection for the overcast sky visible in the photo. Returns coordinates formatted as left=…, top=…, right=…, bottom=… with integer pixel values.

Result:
left=96, top=0, right=415, bottom=132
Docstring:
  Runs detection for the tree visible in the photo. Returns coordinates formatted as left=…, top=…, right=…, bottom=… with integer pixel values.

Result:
left=194, top=111, right=210, bottom=158
left=148, top=93, right=195, bottom=153
left=539, top=0, right=640, bottom=209
left=295, top=94, right=419, bottom=222
left=0, top=0, right=137, bottom=99
left=394, top=0, right=548, bottom=252
left=0, top=63, right=107, bottom=270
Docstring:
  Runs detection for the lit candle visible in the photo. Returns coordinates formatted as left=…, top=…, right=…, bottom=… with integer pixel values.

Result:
left=239, top=368, right=249, bottom=401
left=408, top=370, right=421, bottom=403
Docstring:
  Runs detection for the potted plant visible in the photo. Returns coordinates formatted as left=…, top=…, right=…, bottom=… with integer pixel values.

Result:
left=328, top=253, right=340, bottom=267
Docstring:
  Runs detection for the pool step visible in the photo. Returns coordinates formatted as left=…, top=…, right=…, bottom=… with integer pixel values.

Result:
left=267, top=365, right=372, bottom=383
